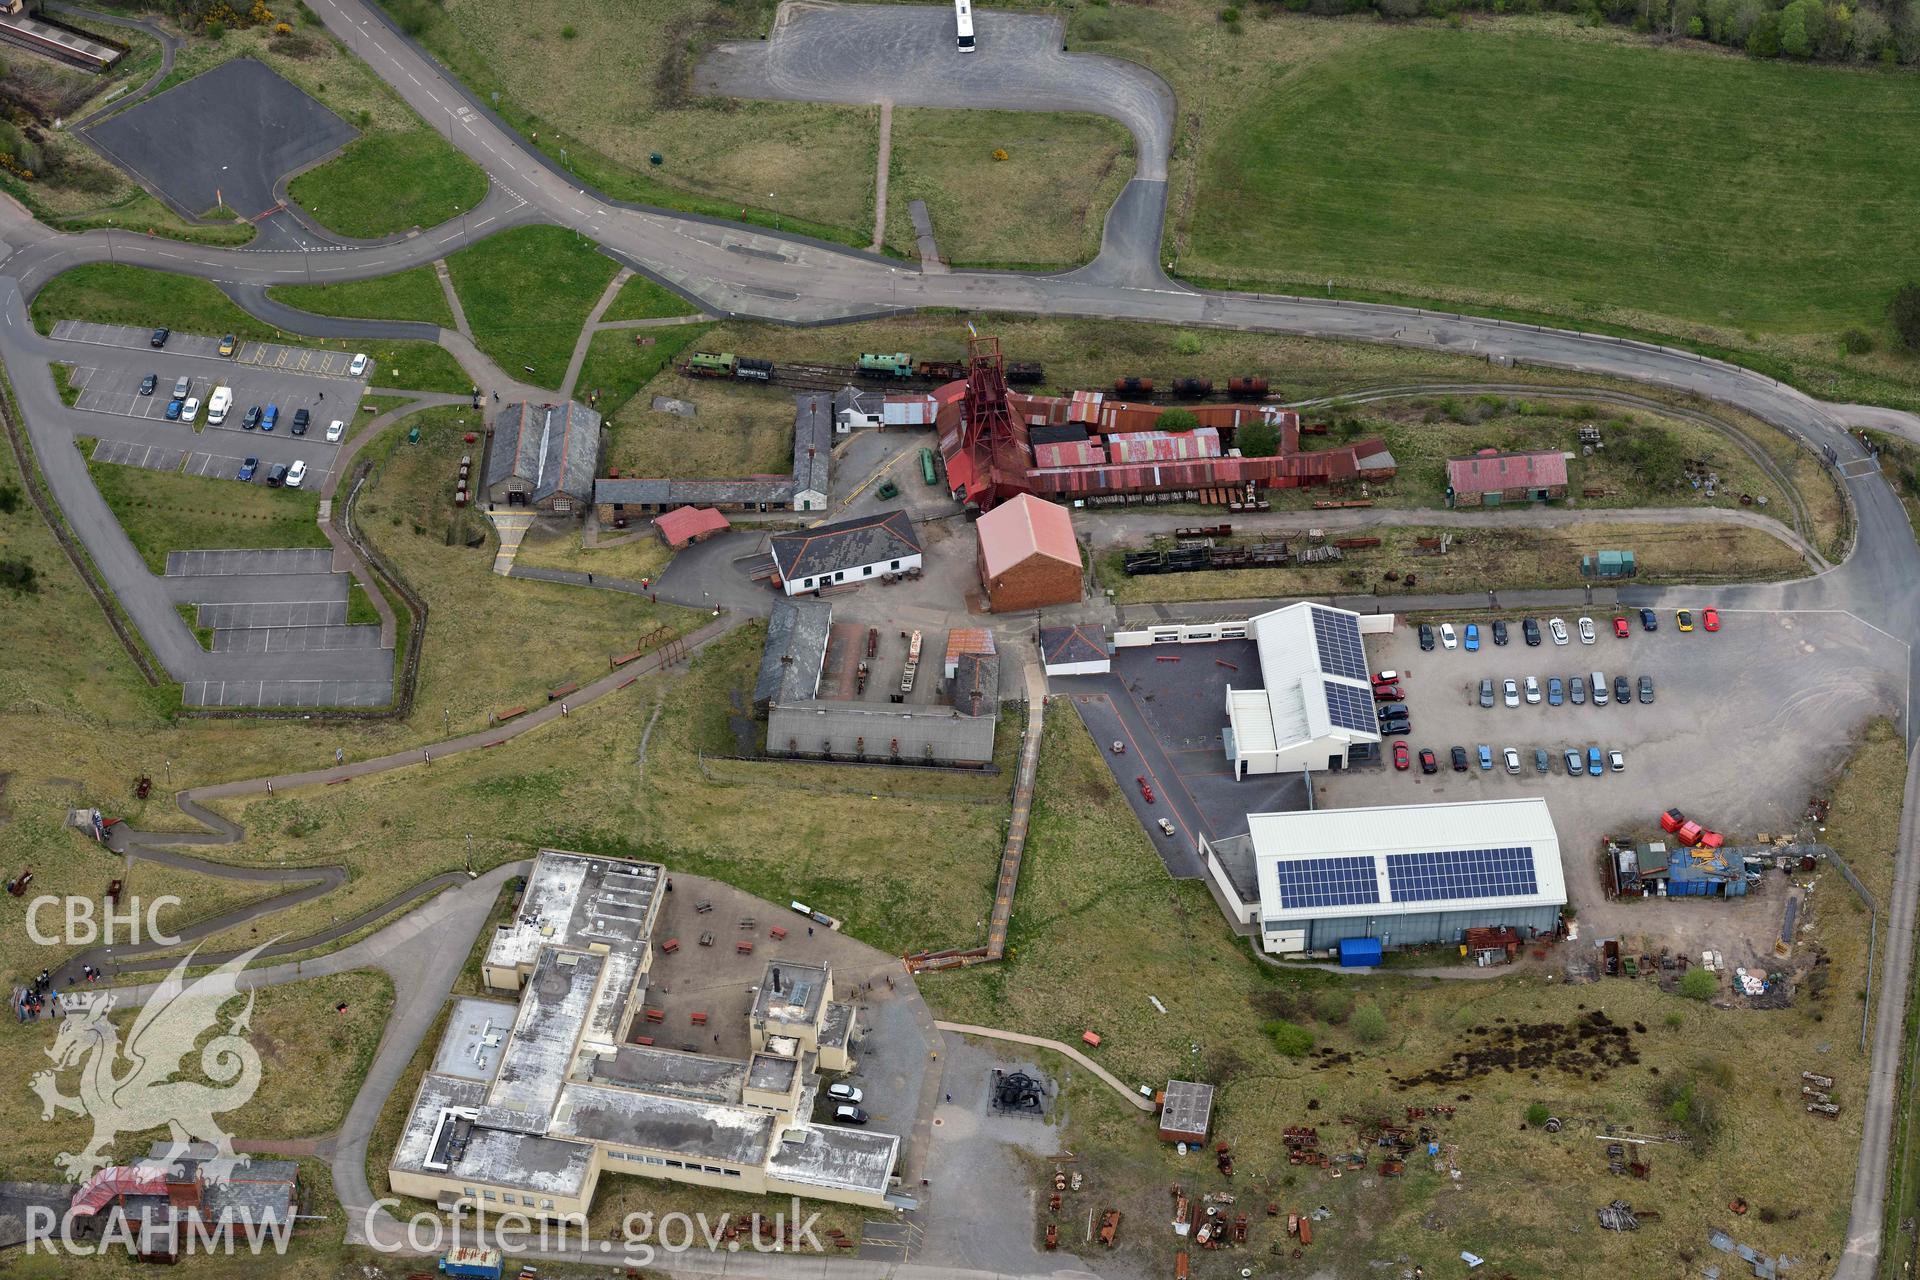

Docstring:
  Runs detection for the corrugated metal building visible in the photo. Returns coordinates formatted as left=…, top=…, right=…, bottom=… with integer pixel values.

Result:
left=1224, top=603, right=1380, bottom=777
left=1246, top=798, right=1566, bottom=954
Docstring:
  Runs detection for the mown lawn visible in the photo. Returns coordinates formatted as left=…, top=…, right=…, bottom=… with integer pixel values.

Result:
left=446, top=225, right=620, bottom=389
left=87, top=456, right=329, bottom=575
left=1185, top=22, right=1920, bottom=342
left=574, top=322, right=711, bottom=417
left=286, top=128, right=489, bottom=239
left=600, top=274, right=702, bottom=322
left=266, top=263, right=455, bottom=328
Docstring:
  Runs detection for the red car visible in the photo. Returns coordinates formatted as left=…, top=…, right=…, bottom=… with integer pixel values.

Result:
left=1137, top=775, right=1155, bottom=803
left=1393, top=741, right=1410, bottom=770
left=1703, top=607, right=1720, bottom=632
left=1371, top=671, right=1400, bottom=687
left=1418, top=748, right=1438, bottom=774
left=1613, top=615, right=1630, bottom=638
left=1372, top=683, right=1403, bottom=701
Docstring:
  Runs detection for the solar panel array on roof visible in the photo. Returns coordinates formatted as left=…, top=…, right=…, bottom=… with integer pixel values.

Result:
left=1271, top=855, right=1379, bottom=910
left=1322, top=680, right=1378, bottom=733
left=1386, top=848, right=1539, bottom=903
left=1309, top=607, right=1368, bottom=681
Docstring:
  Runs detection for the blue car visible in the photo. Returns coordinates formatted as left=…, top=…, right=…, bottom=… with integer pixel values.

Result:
left=165, top=398, right=184, bottom=421
left=1477, top=745, right=1493, bottom=771
left=1547, top=676, right=1564, bottom=706
left=262, top=404, right=279, bottom=432
left=1588, top=746, right=1604, bottom=775
left=237, top=456, right=258, bottom=482
left=1464, top=623, right=1480, bottom=652
left=1639, top=608, right=1658, bottom=632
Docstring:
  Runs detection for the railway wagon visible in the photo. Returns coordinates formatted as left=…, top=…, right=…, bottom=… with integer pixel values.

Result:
left=858, top=352, right=916, bottom=378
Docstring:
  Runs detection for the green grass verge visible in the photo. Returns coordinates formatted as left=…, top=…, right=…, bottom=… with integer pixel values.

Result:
left=87, top=456, right=330, bottom=575
left=266, top=264, right=456, bottom=328
left=286, top=128, right=489, bottom=239
left=575, top=322, right=711, bottom=417
left=600, top=274, right=701, bottom=322
left=174, top=601, right=214, bottom=650
left=446, top=225, right=620, bottom=390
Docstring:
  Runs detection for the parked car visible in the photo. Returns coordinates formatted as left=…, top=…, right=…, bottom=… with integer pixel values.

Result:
left=1451, top=746, right=1468, bottom=772
left=1464, top=623, right=1480, bottom=652
left=1614, top=675, right=1630, bottom=704
left=326, top=418, right=346, bottom=443
left=1676, top=609, right=1694, bottom=632
left=149, top=326, right=169, bottom=348
left=1549, top=617, right=1569, bottom=645
left=1440, top=623, right=1459, bottom=650
left=164, top=398, right=183, bottom=420
left=237, top=456, right=258, bottom=481
left=1419, top=748, right=1438, bottom=774
left=1372, top=670, right=1401, bottom=687
left=172, top=374, right=190, bottom=400
left=1372, top=683, right=1403, bottom=701
left=1547, top=676, right=1564, bottom=706
left=1613, top=615, right=1630, bottom=638
left=1492, top=620, right=1509, bottom=646
left=1591, top=673, right=1608, bottom=706
left=1524, top=675, right=1541, bottom=705
left=180, top=396, right=200, bottom=424
left=1587, top=746, right=1604, bottom=775
left=1503, top=747, right=1521, bottom=774
left=349, top=352, right=370, bottom=377
left=291, top=408, right=311, bottom=436
left=1638, top=675, right=1654, bottom=704
left=1564, top=748, right=1584, bottom=775
left=833, top=1105, right=869, bottom=1125
left=1379, top=719, right=1411, bottom=737
left=1477, top=745, right=1493, bottom=771
left=138, top=373, right=157, bottom=396
left=1393, top=741, right=1410, bottom=771
left=1703, top=606, right=1720, bottom=632
left=827, top=1083, right=863, bottom=1103
left=1478, top=679, right=1494, bottom=709
left=1157, top=817, right=1175, bottom=836
left=1377, top=702, right=1408, bottom=721
left=206, top=386, right=232, bottom=425
left=242, top=405, right=262, bottom=430
left=285, top=459, right=308, bottom=489
left=1578, top=616, right=1596, bottom=645
left=1523, top=617, right=1541, bottom=646
left=1418, top=624, right=1435, bottom=652
left=265, top=462, right=288, bottom=487
left=1640, top=607, right=1658, bottom=632
left=1608, top=749, right=1626, bottom=773
left=1533, top=748, right=1550, bottom=775
left=218, top=333, right=237, bottom=357
left=1570, top=676, right=1587, bottom=705
left=1502, top=679, right=1518, bottom=708
left=262, top=404, right=279, bottom=432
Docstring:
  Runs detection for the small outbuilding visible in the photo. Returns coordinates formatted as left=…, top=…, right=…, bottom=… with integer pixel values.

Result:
left=975, top=493, right=1082, bottom=612
left=1445, top=448, right=1568, bottom=507
left=486, top=400, right=602, bottom=514
left=654, top=505, right=730, bottom=549
left=1159, top=1080, right=1214, bottom=1145
left=1039, top=624, right=1111, bottom=677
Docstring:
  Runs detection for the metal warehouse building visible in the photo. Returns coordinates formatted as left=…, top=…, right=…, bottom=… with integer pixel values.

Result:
left=1249, top=798, right=1566, bottom=955
left=1225, top=603, right=1383, bottom=777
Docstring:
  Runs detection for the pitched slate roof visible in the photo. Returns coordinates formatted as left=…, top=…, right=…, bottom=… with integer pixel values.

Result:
left=770, top=510, right=920, bottom=583
left=488, top=401, right=602, bottom=503
left=1039, top=624, right=1109, bottom=668
left=792, top=393, right=833, bottom=498
left=754, top=599, right=832, bottom=706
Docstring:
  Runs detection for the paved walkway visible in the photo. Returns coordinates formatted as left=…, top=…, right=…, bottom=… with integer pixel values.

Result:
left=871, top=101, right=893, bottom=252
left=432, top=258, right=472, bottom=339
left=487, top=510, right=533, bottom=574
left=934, top=1023, right=1154, bottom=1113
left=560, top=266, right=631, bottom=399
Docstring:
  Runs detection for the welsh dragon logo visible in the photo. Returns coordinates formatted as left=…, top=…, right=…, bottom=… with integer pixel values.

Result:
left=30, top=945, right=269, bottom=1183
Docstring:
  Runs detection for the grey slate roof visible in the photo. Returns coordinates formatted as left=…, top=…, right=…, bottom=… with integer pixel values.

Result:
left=792, top=393, right=833, bottom=500
left=488, top=401, right=602, bottom=503
left=595, top=477, right=793, bottom=507
left=951, top=651, right=1000, bottom=718
left=770, top=510, right=921, bottom=583
left=1040, top=624, right=1110, bottom=668
left=755, top=599, right=832, bottom=707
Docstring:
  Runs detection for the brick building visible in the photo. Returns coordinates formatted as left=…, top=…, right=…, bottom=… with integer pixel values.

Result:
left=974, top=493, right=1082, bottom=612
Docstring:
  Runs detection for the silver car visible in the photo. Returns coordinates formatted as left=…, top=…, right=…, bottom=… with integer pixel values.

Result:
left=1502, top=679, right=1519, bottom=708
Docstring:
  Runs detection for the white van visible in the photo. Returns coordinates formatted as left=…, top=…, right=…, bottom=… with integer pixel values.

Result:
left=207, top=386, right=233, bottom=425
left=1590, top=671, right=1608, bottom=706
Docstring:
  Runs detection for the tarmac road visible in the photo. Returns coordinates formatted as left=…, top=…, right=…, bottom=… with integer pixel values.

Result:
left=0, top=0, right=1915, bottom=1268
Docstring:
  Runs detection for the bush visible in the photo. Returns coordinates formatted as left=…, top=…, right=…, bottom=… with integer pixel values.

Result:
left=1266, top=1019, right=1315, bottom=1058
left=561, top=24, right=578, bottom=38
left=0, top=482, right=21, bottom=514
left=1350, top=1001, right=1386, bottom=1043
left=1841, top=328, right=1874, bottom=356
left=1312, top=988, right=1354, bottom=1024
left=1892, top=283, right=1920, bottom=351
left=1524, top=1101, right=1550, bottom=1126
left=1237, top=420, right=1281, bottom=457
left=1678, top=967, right=1718, bottom=1000
left=1654, top=1072, right=1721, bottom=1143
left=1173, top=331, right=1204, bottom=356
left=0, top=556, right=38, bottom=594
left=1155, top=408, right=1200, bottom=432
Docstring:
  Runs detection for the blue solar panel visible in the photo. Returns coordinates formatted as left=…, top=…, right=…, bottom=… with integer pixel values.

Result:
left=1322, top=681, right=1378, bottom=733
left=1385, top=847, right=1539, bottom=904
left=1270, top=855, right=1380, bottom=910
left=1310, top=607, right=1368, bottom=681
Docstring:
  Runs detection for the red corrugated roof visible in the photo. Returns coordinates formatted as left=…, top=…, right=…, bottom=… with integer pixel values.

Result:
left=72, top=1166, right=169, bottom=1216
left=653, top=506, right=731, bottom=547
left=1446, top=449, right=1567, bottom=494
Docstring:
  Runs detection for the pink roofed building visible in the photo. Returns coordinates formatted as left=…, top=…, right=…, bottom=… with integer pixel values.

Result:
left=975, top=492, right=1083, bottom=612
left=1445, top=448, right=1569, bottom=507
left=653, top=505, right=731, bottom=549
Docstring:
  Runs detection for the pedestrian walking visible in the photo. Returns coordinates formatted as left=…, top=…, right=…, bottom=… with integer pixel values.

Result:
left=587, top=573, right=594, bottom=584
left=318, top=391, right=324, bottom=402
left=945, top=1093, right=951, bottom=1103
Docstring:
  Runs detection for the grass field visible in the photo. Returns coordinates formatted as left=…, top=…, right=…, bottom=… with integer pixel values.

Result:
left=922, top=707, right=1886, bottom=1279
left=600, top=275, right=702, bottom=322
left=511, top=524, right=674, bottom=582
left=30, top=264, right=471, bottom=393
left=266, top=264, right=456, bottom=327
left=883, top=109, right=1134, bottom=267
left=286, top=128, right=489, bottom=239
left=445, top=225, right=620, bottom=389
left=87, top=456, right=329, bottom=575
left=0, top=970, right=391, bottom=1180
left=602, top=371, right=792, bottom=479
left=574, top=323, right=712, bottom=419
left=1096, top=521, right=1810, bottom=605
